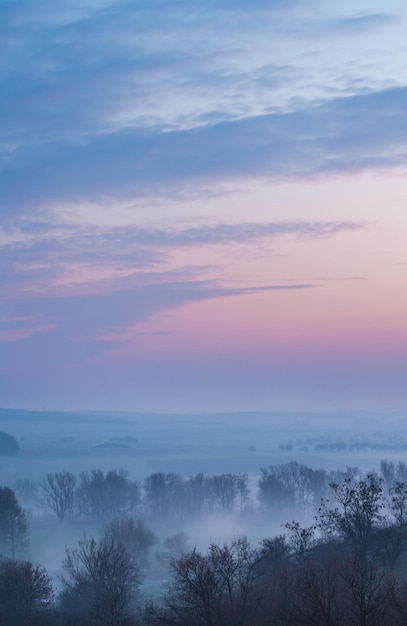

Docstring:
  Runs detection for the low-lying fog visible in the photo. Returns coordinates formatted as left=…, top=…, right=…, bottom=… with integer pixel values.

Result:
left=1, top=406, right=407, bottom=591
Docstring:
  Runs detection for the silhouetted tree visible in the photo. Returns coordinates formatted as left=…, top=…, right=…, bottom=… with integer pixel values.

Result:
left=258, top=466, right=295, bottom=514
left=283, top=558, right=343, bottom=626
left=375, top=481, right=407, bottom=569
left=143, top=472, right=185, bottom=520
left=381, top=460, right=407, bottom=490
left=184, top=473, right=207, bottom=517
left=60, top=535, right=141, bottom=626
left=236, top=473, right=250, bottom=510
left=284, top=521, right=317, bottom=564
left=0, top=487, right=29, bottom=558
left=381, top=460, right=397, bottom=490
left=77, top=469, right=140, bottom=522
left=158, top=537, right=263, bottom=625
left=209, top=473, right=238, bottom=513
left=0, top=559, right=54, bottom=625
left=40, top=471, right=77, bottom=521
left=340, top=555, right=395, bottom=625
left=318, top=473, right=385, bottom=563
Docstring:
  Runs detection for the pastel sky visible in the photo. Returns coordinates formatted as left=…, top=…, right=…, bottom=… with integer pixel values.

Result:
left=1, top=0, right=407, bottom=412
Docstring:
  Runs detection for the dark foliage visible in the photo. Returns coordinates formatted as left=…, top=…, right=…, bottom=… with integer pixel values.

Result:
left=0, top=487, right=29, bottom=558
left=0, top=559, right=54, bottom=625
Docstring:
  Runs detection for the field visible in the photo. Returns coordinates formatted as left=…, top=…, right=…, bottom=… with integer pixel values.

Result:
left=2, top=407, right=407, bottom=486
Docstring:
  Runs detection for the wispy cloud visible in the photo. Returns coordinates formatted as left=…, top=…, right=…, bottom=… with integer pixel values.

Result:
left=1, top=0, right=406, bottom=411
left=329, top=14, right=395, bottom=34
left=0, top=219, right=363, bottom=301
left=0, top=275, right=318, bottom=345
left=2, top=85, right=406, bottom=215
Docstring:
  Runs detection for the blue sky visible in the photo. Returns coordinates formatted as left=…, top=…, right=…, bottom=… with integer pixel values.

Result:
left=1, top=0, right=407, bottom=412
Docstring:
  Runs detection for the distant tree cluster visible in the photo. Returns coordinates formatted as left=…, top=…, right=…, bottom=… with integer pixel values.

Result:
left=282, top=434, right=407, bottom=455
left=38, top=468, right=140, bottom=523
left=0, top=432, right=19, bottom=455
left=258, top=461, right=327, bottom=516
left=35, top=469, right=250, bottom=524
left=16, top=461, right=407, bottom=529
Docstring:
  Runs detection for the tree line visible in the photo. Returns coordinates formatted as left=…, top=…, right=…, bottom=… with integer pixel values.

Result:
left=14, top=460, right=402, bottom=526
left=3, top=461, right=407, bottom=623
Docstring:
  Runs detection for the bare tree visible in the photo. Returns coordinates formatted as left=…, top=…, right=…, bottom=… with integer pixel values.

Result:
left=40, top=471, right=77, bottom=521
left=159, top=537, right=263, bottom=626
left=284, top=559, right=342, bottom=626
left=143, top=472, right=185, bottom=520
left=209, top=473, right=238, bottom=513
left=258, top=465, right=295, bottom=517
left=184, top=473, right=207, bottom=517
left=236, top=473, right=250, bottom=510
left=317, top=473, right=385, bottom=563
left=60, top=535, right=142, bottom=626
left=77, top=468, right=140, bottom=522
left=284, top=521, right=317, bottom=564
left=340, top=556, right=395, bottom=625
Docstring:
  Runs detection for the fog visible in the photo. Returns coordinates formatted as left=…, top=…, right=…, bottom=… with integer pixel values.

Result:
left=1, top=406, right=407, bottom=612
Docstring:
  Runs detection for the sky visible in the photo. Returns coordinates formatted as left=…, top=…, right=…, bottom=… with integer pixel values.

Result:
left=1, top=0, right=407, bottom=413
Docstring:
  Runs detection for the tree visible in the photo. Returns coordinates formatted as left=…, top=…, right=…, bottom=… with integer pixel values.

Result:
left=156, top=532, right=190, bottom=567
left=184, top=473, right=207, bottom=517
left=40, top=471, right=77, bottom=521
left=60, top=535, right=142, bottom=626
left=340, top=555, right=395, bottom=625
left=209, top=473, right=238, bottom=513
left=381, top=460, right=407, bottom=490
left=163, top=532, right=190, bottom=560
left=103, top=517, right=158, bottom=568
left=77, top=468, right=140, bottom=522
left=375, top=481, right=407, bottom=569
left=284, top=521, right=317, bottom=564
left=0, top=432, right=19, bottom=455
left=317, top=473, right=385, bottom=563
left=0, top=559, right=54, bottom=625
left=143, top=472, right=185, bottom=520
left=0, top=487, right=29, bottom=558
left=159, top=537, right=263, bottom=626
left=236, top=473, right=250, bottom=510
left=258, top=466, right=295, bottom=514
left=283, top=558, right=342, bottom=626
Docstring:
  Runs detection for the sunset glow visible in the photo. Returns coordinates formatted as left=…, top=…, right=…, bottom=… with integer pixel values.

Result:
left=1, top=0, right=406, bottom=412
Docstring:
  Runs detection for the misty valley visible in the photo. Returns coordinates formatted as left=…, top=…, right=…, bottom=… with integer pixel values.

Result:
left=2, top=408, right=407, bottom=625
